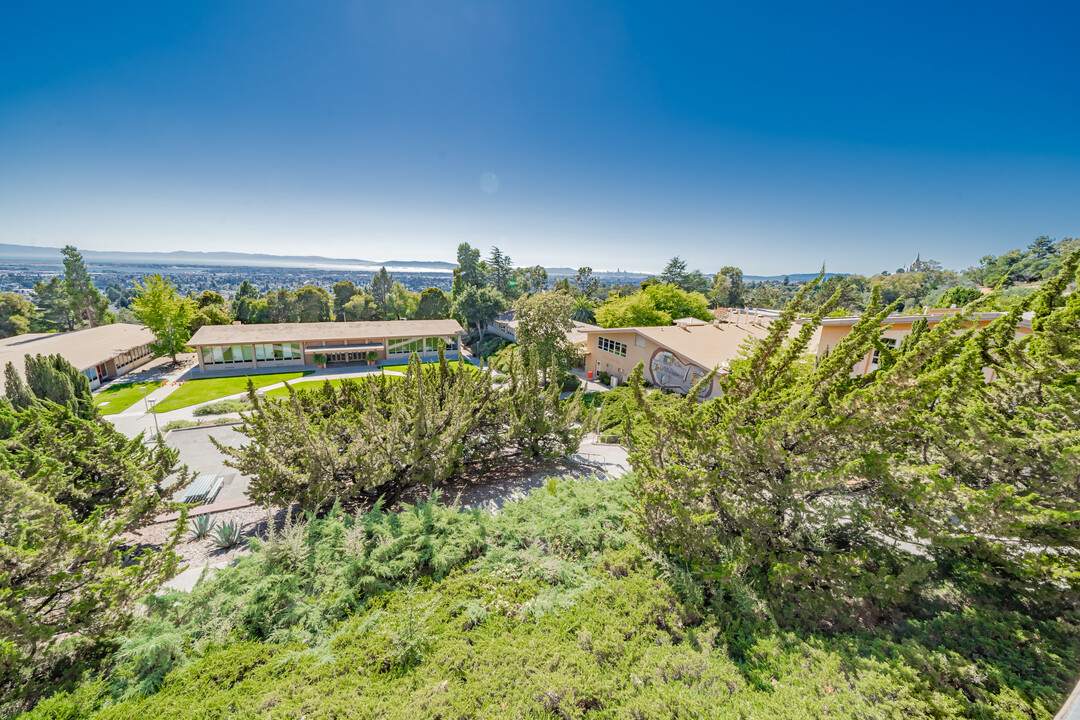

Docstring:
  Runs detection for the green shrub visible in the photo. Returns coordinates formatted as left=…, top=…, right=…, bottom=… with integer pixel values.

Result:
left=22, top=476, right=1080, bottom=720
left=559, top=372, right=580, bottom=392
left=192, top=399, right=252, bottom=416
left=109, top=619, right=188, bottom=699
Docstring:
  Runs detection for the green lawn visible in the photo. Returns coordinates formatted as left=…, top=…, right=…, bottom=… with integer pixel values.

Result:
left=261, top=377, right=350, bottom=399
left=93, top=381, right=163, bottom=415
left=152, top=372, right=311, bottom=412
left=259, top=361, right=481, bottom=400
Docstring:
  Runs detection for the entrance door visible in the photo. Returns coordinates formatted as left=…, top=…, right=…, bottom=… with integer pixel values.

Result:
left=97, top=364, right=108, bottom=380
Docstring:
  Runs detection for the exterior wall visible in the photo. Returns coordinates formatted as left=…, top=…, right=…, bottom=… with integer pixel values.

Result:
left=583, top=331, right=720, bottom=399
left=487, top=321, right=516, bottom=342
left=193, top=335, right=462, bottom=371
left=83, top=342, right=154, bottom=389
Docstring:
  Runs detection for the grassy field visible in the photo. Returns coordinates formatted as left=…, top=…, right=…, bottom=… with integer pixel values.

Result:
left=93, top=382, right=162, bottom=415
left=151, top=372, right=311, bottom=412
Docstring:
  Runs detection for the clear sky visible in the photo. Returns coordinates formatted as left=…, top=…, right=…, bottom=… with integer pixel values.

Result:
left=1, top=1, right=1077, bottom=275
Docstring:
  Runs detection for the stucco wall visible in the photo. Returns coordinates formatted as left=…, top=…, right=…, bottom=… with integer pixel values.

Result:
left=583, top=330, right=720, bottom=399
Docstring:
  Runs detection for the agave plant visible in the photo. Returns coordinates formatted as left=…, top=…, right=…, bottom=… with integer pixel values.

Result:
left=189, top=514, right=217, bottom=541
left=211, top=520, right=244, bottom=549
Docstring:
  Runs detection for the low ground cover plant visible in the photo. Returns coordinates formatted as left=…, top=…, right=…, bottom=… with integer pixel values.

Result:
left=20, top=476, right=1078, bottom=720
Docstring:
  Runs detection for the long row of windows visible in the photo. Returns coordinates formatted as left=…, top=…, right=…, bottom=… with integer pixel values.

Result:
left=387, top=337, right=458, bottom=356
left=116, top=343, right=152, bottom=370
left=201, top=343, right=302, bottom=365
left=597, top=336, right=627, bottom=357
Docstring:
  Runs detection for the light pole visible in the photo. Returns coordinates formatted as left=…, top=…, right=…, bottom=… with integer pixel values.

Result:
left=148, top=398, right=161, bottom=439
left=139, top=385, right=149, bottom=412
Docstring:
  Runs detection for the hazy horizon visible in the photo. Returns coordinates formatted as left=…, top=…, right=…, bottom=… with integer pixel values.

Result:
left=2, top=2, right=1077, bottom=275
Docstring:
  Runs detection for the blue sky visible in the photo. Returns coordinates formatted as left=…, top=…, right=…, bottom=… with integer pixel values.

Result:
left=1, top=1, right=1077, bottom=275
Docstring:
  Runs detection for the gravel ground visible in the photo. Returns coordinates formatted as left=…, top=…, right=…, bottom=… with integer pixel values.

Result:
left=126, top=504, right=296, bottom=571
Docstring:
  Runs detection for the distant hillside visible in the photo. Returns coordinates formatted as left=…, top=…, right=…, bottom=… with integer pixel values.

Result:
left=0, top=243, right=457, bottom=272
left=0, top=242, right=843, bottom=282
left=743, top=273, right=846, bottom=283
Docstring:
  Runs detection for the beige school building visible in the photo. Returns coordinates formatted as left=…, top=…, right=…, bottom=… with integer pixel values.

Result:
left=581, top=320, right=773, bottom=399
left=187, top=319, right=465, bottom=372
left=0, top=323, right=156, bottom=390
left=817, top=309, right=1033, bottom=377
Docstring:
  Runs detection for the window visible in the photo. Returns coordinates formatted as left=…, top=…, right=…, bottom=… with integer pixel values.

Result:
left=871, top=337, right=898, bottom=366
left=388, top=337, right=426, bottom=355
left=241, top=345, right=253, bottom=361
left=597, top=336, right=627, bottom=357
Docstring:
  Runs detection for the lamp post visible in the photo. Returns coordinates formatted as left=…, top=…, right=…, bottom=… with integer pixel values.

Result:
left=139, top=385, right=149, bottom=412
left=148, top=398, right=160, bottom=440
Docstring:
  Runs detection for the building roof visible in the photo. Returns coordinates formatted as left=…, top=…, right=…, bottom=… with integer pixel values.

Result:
left=188, top=319, right=465, bottom=346
left=0, top=324, right=155, bottom=375
left=584, top=322, right=774, bottom=370
left=566, top=320, right=601, bottom=346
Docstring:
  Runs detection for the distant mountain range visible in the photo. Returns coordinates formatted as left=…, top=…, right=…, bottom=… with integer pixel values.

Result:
left=0, top=243, right=841, bottom=282
left=0, top=243, right=457, bottom=272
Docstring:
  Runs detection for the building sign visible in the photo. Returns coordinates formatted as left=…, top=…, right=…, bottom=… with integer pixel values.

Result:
left=648, top=349, right=714, bottom=399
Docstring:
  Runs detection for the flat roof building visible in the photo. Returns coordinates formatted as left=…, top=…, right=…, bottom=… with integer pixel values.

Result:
left=187, top=319, right=466, bottom=372
left=582, top=321, right=774, bottom=399
left=0, top=324, right=156, bottom=390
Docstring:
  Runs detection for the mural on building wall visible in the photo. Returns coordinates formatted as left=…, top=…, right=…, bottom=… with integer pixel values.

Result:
left=648, top=349, right=714, bottom=399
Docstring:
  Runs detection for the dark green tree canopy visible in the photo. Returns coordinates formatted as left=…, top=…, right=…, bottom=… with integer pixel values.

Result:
left=414, top=287, right=451, bottom=320
left=0, top=398, right=189, bottom=706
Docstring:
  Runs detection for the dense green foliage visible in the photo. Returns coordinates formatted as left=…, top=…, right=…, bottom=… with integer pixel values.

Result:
left=966, top=235, right=1078, bottom=287
left=511, top=290, right=579, bottom=382
left=61, top=246, right=111, bottom=329
left=595, top=283, right=711, bottom=327
left=0, top=399, right=189, bottom=714
left=22, top=477, right=1078, bottom=720
left=0, top=294, right=34, bottom=338
left=130, top=274, right=196, bottom=362
left=628, top=253, right=1080, bottom=631
left=218, top=351, right=584, bottom=511
left=583, top=386, right=682, bottom=443
left=5, top=354, right=96, bottom=421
